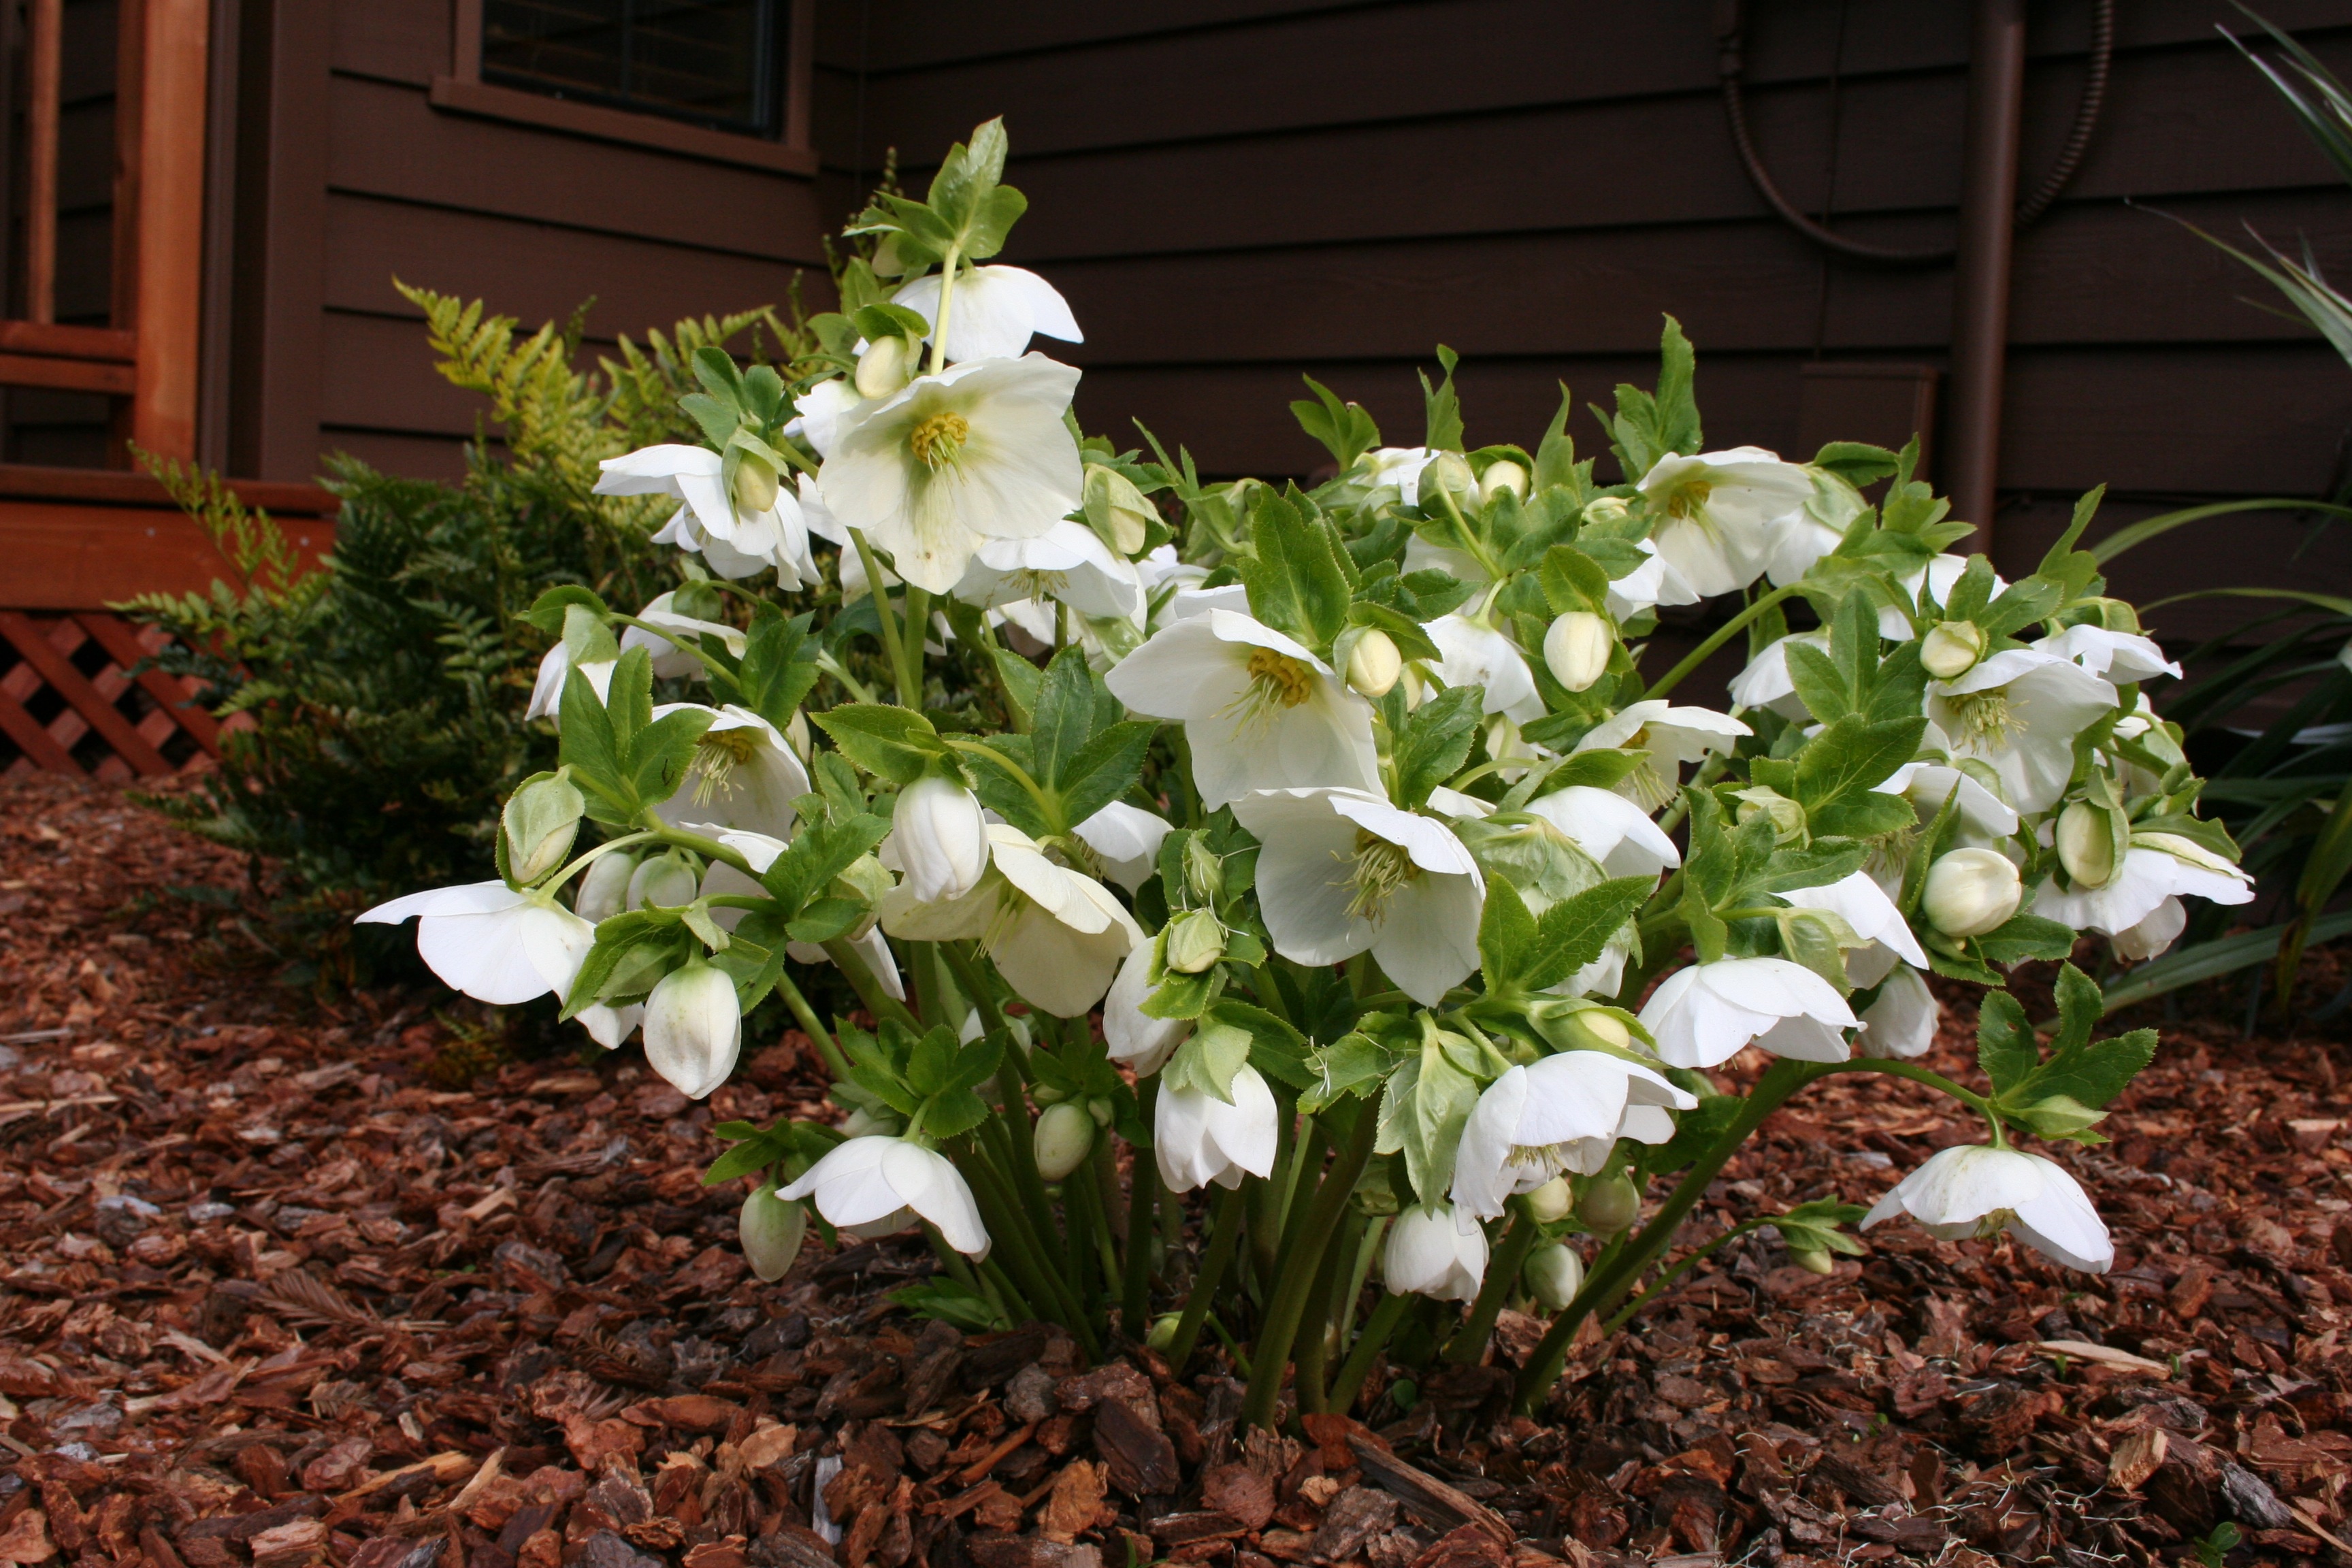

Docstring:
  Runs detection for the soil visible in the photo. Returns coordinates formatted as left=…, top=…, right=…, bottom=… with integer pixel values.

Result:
left=2, top=770, right=2350, bottom=1568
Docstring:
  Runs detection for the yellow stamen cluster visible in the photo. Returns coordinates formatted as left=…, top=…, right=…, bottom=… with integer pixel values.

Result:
left=1246, top=647, right=1316, bottom=708
left=909, top=410, right=970, bottom=470
left=689, top=728, right=762, bottom=803
left=1343, top=828, right=1418, bottom=924
left=1658, top=478, right=1715, bottom=519
left=1943, top=689, right=2016, bottom=748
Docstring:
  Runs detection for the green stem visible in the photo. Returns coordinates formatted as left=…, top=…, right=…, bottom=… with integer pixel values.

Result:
left=1513, top=1058, right=1826, bottom=1412
left=1443, top=1205, right=1541, bottom=1363
left=903, top=585, right=934, bottom=709
left=978, top=1255, right=1034, bottom=1324
left=1167, top=1184, right=1250, bottom=1371
left=1326, top=1289, right=1414, bottom=1415
left=772, top=968, right=849, bottom=1078
left=847, top=525, right=919, bottom=708
left=1241, top=1092, right=1383, bottom=1430
left=541, top=830, right=659, bottom=894
left=1293, top=1206, right=1363, bottom=1414
left=1123, top=1081, right=1160, bottom=1335
left=1646, top=585, right=1799, bottom=702
left=928, top=249, right=961, bottom=378
left=1601, top=1218, right=1766, bottom=1335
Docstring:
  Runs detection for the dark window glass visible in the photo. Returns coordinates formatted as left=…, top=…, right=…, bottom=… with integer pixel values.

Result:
left=482, top=0, right=781, bottom=137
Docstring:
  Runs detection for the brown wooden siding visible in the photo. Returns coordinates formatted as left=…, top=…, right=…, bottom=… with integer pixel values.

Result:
left=812, top=0, right=2352, bottom=642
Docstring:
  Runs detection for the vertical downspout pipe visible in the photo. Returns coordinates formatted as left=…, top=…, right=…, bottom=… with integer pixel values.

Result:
left=1946, top=0, right=2029, bottom=554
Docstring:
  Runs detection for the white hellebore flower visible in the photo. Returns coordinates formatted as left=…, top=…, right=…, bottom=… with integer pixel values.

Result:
left=1635, top=447, right=1815, bottom=599
left=1780, top=872, right=1929, bottom=987
left=1234, top=787, right=1485, bottom=1008
left=1639, top=957, right=1858, bottom=1068
left=694, top=828, right=906, bottom=1001
left=1926, top=649, right=2117, bottom=815
left=1361, top=446, right=1438, bottom=505
left=2034, top=623, right=2183, bottom=684
left=952, top=517, right=1145, bottom=623
left=1603, top=539, right=1702, bottom=621
left=818, top=354, right=1083, bottom=595
left=597, top=444, right=816, bottom=587
left=879, top=826, right=1142, bottom=1016
left=1425, top=615, right=1544, bottom=724
left=1727, top=632, right=1830, bottom=721
left=1383, top=1204, right=1488, bottom=1302
left=653, top=705, right=811, bottom=842
left=1074, top=801, right=1173, bottom=894
left=1105, top=941, right=1189, bottom=1075
left=793, top=378, right=866, bottom=461
left=357, top=883, right=592, bottom=1006
left=1105, top=610, right=1382, bottom=809
left=1763, top=468, right=1869, bottom=587
left=894, top=265, right=1082, bottom=363
left=1923, top=847, right=2023, bottom=938
left=525, top=640, right=616, bottom=725
left=1520, top=785, right=1684, bottom=882
left=1156, top=1062, right=1279, bottom=1192
left=2110, top=896, right=2188, bottom=962
left=2033, top=839, right=2252, bottom=937
left=890, top=775, right=990, bottom=904
left=1862, top=1145, right=2112, bottom=1273
left=1874, top=762, right=2022, bottom=845
left=1574, top=700, right=1752, bottom=811
left=621, top=592, right=749, bottom=680
left=783, top=1135, right=991, bottom=1258
left=642, top=959, right=742, bottom=1099
left=1452, top=1055, right=1697, bottom=1220
left=1857, top=965, right=1940, bottom=1059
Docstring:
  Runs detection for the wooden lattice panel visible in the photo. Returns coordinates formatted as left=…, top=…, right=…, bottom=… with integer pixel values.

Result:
left=0, top=611, right=228, bottom=779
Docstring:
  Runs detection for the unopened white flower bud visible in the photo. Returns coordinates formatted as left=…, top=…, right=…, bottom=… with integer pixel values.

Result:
left=855, top=335, right=915, bottom=399
left=1083, top=465, right=1156, bottom=556
left=731, top=454, right=781, bottom=517
left=2057, top=801, right=2118, bottom=889
left=1345, top=630, right=1403, bottom=698
left=785, top=710, right=813, bottom=761
left=892, top=775, right=989, bottom=904
left=1164, top=909, right=1226, bottom=975
left=629, top=851, right=702, bottom=911
left=1419, top=453, right=1475, bottom=510
left=740, top=1181, right=807, bottom=1281
left=574, top=851, right=638, bottom=925
left=1478, top=459, right=1529, bottom=506
left=503, top=770, right=585, bottom=885
left=642, top=959, right=742, bottom=1100
left=1524, top=1177, right=1573, bottom=1224
left=1524, top=1243, right=1584, bottom=1310
left=1542, top=611, right=1612, bottom=693
left=1034, top=1102, right=1096, bottom=1181
left=1579, top=1172, right=1641, bottom=1235
left=1920, top=619, right=1987, bottom=679
left=1788, top=1244, right=1836, bottom=1276
left=1581, top=495, right=1632, bottom=529
left=1146, top=1312, right=1181, bottom=1351
left=1923, top=847, right=2022, bottom=938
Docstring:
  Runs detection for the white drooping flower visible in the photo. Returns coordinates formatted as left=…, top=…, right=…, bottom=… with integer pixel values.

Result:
left=1603, top=539, right=1702, bottom=621
left=1360, top=446, right=1438, bottom=504
left=1857, top=964, right=1940, bottom=1058
left=894, top=265, right=1083, bottom=363
left=889, top=775, right=990, bottom=904
left=2032, top=840, right=2253, bottom=936
left=2033, top=623, right=2183, bottom=685
left=598, top=444, right=817, bottom=587
left=1074, top=801, right=1173, bottom=894
left=1780, top=871, right=1929, bottom=987
left=1573, top=700, right=1752, bottom=810
left=952, top=517, right=1145, bottom=623
left=1105, top=610, right=1383, bottom=809
left=1639, top=957, right=1858, bottom=1068
left=1451, top=1054, right=1697, bottom=1219
left=1635, top=447, right=1815, bottom=598
left=1520, top=785, right=1684, bottom=882
left=1861, top=1145, right=2112, bottom=1273
left=878, top=826, right=1142, bottom=1016
left=642, top=959, right=742, bottom=1100
left=1233, top=787, right=1485, bottom=1007
left=525, top=640, right=616, bottom=725
left=1763, top=468, right=1869, bottom=587
left=621, top=592, right=749, bottom=680
left=2110, top=896, right=2188, bottom=962
left=1874, top=762, right=2022, bottom=845
left=1383, top=1203, right=1488, bottom=1302
left=1425, top=615, right=1544, bottom=724
left=782, top=1135, right=991, bottom=1258
left=1926, top=649, right=2117, bottom=815
left=1156, top=1062, right=1279, bottom=1192
left=693, top=828, right=908, bottom=1002
left=793, top=378, right=866, bottom=460
left=651, top=705, right=811, bottom=842
left=817, top=355, right=1084, bottom=594
left=1727, top=632, right=1831, bottom=721
left=357, top=883, right=593, bottom=1006
left=1105, top=941, right=1188, bottom=1075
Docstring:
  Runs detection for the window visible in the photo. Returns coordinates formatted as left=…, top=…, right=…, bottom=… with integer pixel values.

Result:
left=480, top=0, right=783, bottom=138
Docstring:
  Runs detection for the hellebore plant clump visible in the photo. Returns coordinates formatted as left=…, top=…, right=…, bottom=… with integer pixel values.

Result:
left=361, top=120, right=2252, bottom=1422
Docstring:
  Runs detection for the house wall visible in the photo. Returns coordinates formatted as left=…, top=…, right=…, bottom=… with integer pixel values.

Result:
left=220, top=0, right=836, bottom=485
left=809, top=0, right=2352, bottom=639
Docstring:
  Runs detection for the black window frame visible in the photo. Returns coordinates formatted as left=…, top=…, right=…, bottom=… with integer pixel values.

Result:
left=478, top=0, right=787, bottom=141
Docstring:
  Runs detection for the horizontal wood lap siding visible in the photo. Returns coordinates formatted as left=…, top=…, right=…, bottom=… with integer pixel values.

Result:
left=307, top=0, right=833, bottom=480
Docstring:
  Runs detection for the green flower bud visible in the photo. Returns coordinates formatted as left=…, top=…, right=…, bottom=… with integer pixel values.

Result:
left=574, top=850, right=639, bottom=925
left=731, top=453, right=782, bottom=517
left=1478, top=459, right=1529, bottom=506
left=1164, top=909, right=1228, bottom=975
left=1183, top=836, right=1225, bottom=906
left=1524, top=1243, right=1585, bottom=1310
left=1581, top=495, right=1633, bottom=529
left=1579, top=1172, right=1642, bottom=1235
left=2013, top=1094, right=2108, bottom=1139
left=503, top=769, right=585, bottom=885
left=2057, top=800, right=2120, bottom=889
left=1419, top=453, right=1475, bottom=510
left=1034, top=1102, right=1096, bottom=1181
left=1732, top=785, right=1808, bottom=844
left=1345, top=630, right=1403, bottom=699
left=1920, top=619, right=1988, bottom=679
left=740, top=1182, right=807, bottom=1282
left=855, top=335, right=915, bottom=399
left=1923, top=848, right=2022, bottom=938
left=1146, top=1312, right=1182, bottom=1351
left=1788, top=1245, right=1836, bottom=1276
left=1083, top=464, right=1156, bottom=556
left=628, top=850, right=702, bottom=912
left=1524, top=1177, right=1573, bottom=1224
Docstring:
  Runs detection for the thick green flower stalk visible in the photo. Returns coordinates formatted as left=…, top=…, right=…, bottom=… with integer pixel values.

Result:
left=359, top=118, right=2249, bottom=1421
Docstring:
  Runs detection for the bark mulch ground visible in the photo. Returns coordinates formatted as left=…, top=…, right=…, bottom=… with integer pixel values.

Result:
left=3, top=770, right=2352, bottom=1568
